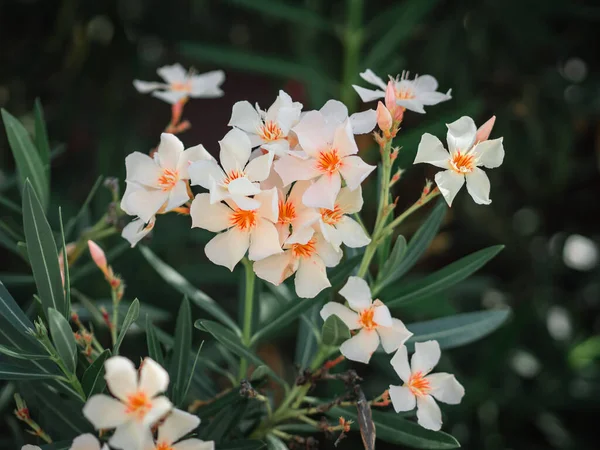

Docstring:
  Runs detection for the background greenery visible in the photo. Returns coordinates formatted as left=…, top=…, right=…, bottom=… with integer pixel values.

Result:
left=1, top=0, right=599, bottom=449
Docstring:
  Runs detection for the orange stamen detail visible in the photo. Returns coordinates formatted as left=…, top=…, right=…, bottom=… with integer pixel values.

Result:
left=291, top=237, right=317, bottom=259
left=395, top=87, right=415, bottom=100
left=449, top=151, right=475, bottom=174
left=316, top=148, right=342, bottom=174
left=278, top=200, right=296, bottom=225
left=155, top=443, right=174, bottom=450
left=358, top=307, right=377, bottom=330
left=406, top=371, right=431, bottom=397
left=320, top=204, right=344, bottom=225
left=230, top=208, right=257, bottom=231
left=223, top=169, right=245, bottom=185
left=259, top=121, right=284, bottom=142
left=170, top=81, right=192, bottom=92
left=125, top=391, right=152, bottom=421
left=157, top=168, right=179, bottom=191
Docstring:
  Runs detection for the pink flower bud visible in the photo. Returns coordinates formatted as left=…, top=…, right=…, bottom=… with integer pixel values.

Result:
left=385, top=81, right=396, bottom=112
left=475, top=116, right=496, bottom=143
left=376, top=101, right=392, bottom=134
left=87, top=240, right=108, bottom=272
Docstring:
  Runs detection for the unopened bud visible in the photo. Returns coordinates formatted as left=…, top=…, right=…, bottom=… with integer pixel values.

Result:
left=88, top=240, right=108, bottom=274
left=475, top=115, right=496, bottom=143
left=101, top=307, right=112, bottom=330
left=385, top=81, right=404, bottom=123
left=376, top=101, right=393, bottom=136
left=14, top=394, right=29, bottom=421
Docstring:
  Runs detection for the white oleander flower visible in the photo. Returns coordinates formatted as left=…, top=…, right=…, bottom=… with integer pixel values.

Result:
left=190, top=189, right=282, bottom=270
left=83, top=357, right=172, bottom=450
left=70, top=434, right=109, bottom=450
left=319, top=99, right=377, bottom=135
left=228, top=91, right=303, bottom=156
left=122, top=217, right=156, bottom=248
left=389, top=341, right=465, bottom=431
left=147, top=408, right=214, bottom=450
left=353, top=69, right=451, bottom=114
left=316, top=185, right=370, bottom=251
left=413, top=116, right=505, bottom=206
left=273, top=181, right=320, bottom=245
left=121, top=133, right=212, bottom=222
left=133, top=63, right=225, bottom=104
left=320, top=277, right=412, bottom=363
left=253, top=227, right=342, bottom=299
left=189, top=129, right=273, bottom=210
left=274, top=112, right=375, bottom=210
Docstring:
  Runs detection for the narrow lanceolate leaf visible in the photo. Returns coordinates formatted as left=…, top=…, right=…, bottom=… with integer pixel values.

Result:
left=2, top=109, right=49, bottom=208
left=0, top=363, right=62, bottom=380
left=64, top=176, right=103, bottom=241
left=140, top=246, right=240, bottom=334
left=32, top=383, right=90, bottom=434
left=266, top=435, right=288, bottom=450
left=170, top=297, right=192, bottom=406
left=146, top=315, right=165, bottom=366
left=113, top=299, right=140, bottom=355
left=385, top=245, right=505, bottom=308
left=33, top=98, right=51, bottom=171
left=48, top=308, right=77, bottom=374
left=0, top=344, right=48, bottom=360
left=295, top=304, right=321, bottom=369
left=81, top=349, right=111, bottom=398
left=376, top=235, right=407, bottom=291
left=22, top=181, right=67, bottom=317
left=58, top=208, right=71, bottom=312
left=406, top=308, right=511, bottom=351
left=321, top=315, right=350, bottom=347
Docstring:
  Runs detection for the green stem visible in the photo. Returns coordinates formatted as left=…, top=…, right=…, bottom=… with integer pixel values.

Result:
left=110, top=288, right=118, bottom=347
left=340, top=0, right=364, bottom=111
left=238, top=258, right=255, bottom=380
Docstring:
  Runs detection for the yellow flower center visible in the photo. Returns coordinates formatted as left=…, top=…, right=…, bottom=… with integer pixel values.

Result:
left=278, top=200, right=296, bottom=225
left=291, top=237, right=317, bottom=259
left=406, top=371, right=431, bottom=397
left=157, top=168, right=179, bottom=191
left=358, top=307, right=378, bottom=330
left=259, top=121, right=284, bottom=142
left=449, top=151, right=475, bottom=174
left=229, top=208, right=257, bottom=231
left=395, top=87, right=415, bottom=100
left=316, top=149, right=342, bottom=174
left=125, top=391, right=152, bottom=421
left=320, top=204, right=343, bottom=225
left=170, top=81, right=192, bottom=92
left=155, top=443, right=174, bottom=450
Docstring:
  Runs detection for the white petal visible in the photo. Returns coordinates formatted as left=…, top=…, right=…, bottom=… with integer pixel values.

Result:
left=377, top=318, right=413, bottom=353
left=139, top=358, right=169, bottom=398
left=262, top=140, right=290, bottom=157
left=83, top=394, right=128, bottom=429
left=360, top=69, right=388, bottom=90
left=143, top=396, right=173, bottom=427
left=109, top=421, right=153, bottom=450
left=152, top=90, right=188, bottom=105
left=189, top=159, right=225, bottom=190
left=337, top=185, right=363, bottom=214
left=418, top=91, right=452, bottom=106
left=471, top=138, right=504, bottom=169
left=275, top=106, right=302, bottom=134
left=339, top=329, right=379, bottom=364
left=173, top=440, right=215, bottom=450
left=157, top=63, right=187, bottom=84
left=104, top=356, right=138, bottom=401
left=333, top=120, right=358, bottom=157
left=228, top=101, right=261, bottom=134
left=336, top=216, right=370, bottom=248
left=286, top=225, right=314, bottom=245
left=219, top=128, right=252, bottom=173
left=274, top=155, right=319, bottom=186
left=303, top=173, right=341, bottom=210
left=253, top=251, right=295, bottom=285
left=255, top=187, right=279, bottom=223
left=434, top=170, right=465, bottom=207
left=292, top=111, right=331, bottom=157
left=320, top=302, right=360, bottom=330
left=320, top=100, right=349, bottom=125
left=227, top=178, right=261, bottom=197
left=158, top=408, right=200, bottom=446
left=416, top=395, right=442, bottom=431
left=70, top=433, right=102, bottom=450
left=314, top=232, right=343, bottom=267
left=125, top=152, right=161, bottom=187
left=338, top=276, right=372, bottom=312
left=190, top=193, right=232, bottom=232
left=353, top=85, right=385, bottom=103
left=465, top=168, right=491, bottom=205
left=426, top=373, right=465, bottom=405
left=295, top=255, right=330, bottom=298
left=414, top=75, right=439, bottom=92
left=190, top=70, right=225, bottom=98
left=287, top=179, right=310, bottom=204
left=122, top=217, right=155, bottom=248
left=21, top=446, right=42, bottom=450
left=249, top=219, right=283, bottom=261
left=414, top=133, right=450, bottom=169
left=395, top=98, right=426, bottom=114
left=231, top=195, right=261, bottom=211
left=178, top=144, right=213, bottom=179
left=373, top=304, right=393, bottom=327
left=133, top=80, right=164, bottom=93
left=291, top=208, right=320, bottom=233
left=411, top=340, right=441, bottom=375
left=123, top=188, right=168, bottom=223
left=349, top=110, right=377, bottom=134
left=245, top=152, right=273, bottom=182
left=165, top=181, right=190, bottom=212
left=390, top=345, right=411, bottom=383
left=338, top=156, right=376, bottom=190
left=205, top=228, right=249, bottom=271
left=319, top=221, right=343, bottom=250
left=446, top=116, right=477, bottom=153
left=157, top=133, right=184, bottom=170
left=389, top=385, right=416, bottom=413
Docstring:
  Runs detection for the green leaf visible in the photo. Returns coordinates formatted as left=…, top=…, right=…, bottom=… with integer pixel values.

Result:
left=58, top=208, right=71, bottom=312
left=40, top=441, right=71, bottom=450
left=193, top=387, right=240, bottom=418
left=251, top=365, right=270, bottom=381
left=1, top=109, right=49, bottom=209
left=266, top=435, right=288, bottom=450
left=170, top=297, right=192, bottom=406
left=22, top=181, right=67, bottom=317
left=218, top=441, right=267, bottom=450
left=294, top=304, right=321, bottom=369
left=201, top=402, right=248, bottom=441
left=0, top=193, right=21, bottom=214
left=376, top=235, right=407, bottom=291
left=0, top=343, right=48, bottom=360
left=328, top=407, right=460, bottom=449
left=64, top=176, right=103, bottom=241
left=33, top=98, right=51, bottom=171
left=406, top=309, right=512, bottom=351
left=385, top=246, right=504, bottom=308
left=31, top=383, right=90, bottom=434
left=321, top=315, right=350, bottom=347
left=48, top=308, right=77, bottom=373
left=196, top=319, right=288, bottom=390
left=140, top=246, right=240, bottom=334
left=114, top=298, right=140, bottom=354
left=146, top=315, right=165, bottom=366
left=82, top=349, right=110, bottom=398
left=183, top=342, right=204, bottom=401
left=0, top=363, right=62, bottom=380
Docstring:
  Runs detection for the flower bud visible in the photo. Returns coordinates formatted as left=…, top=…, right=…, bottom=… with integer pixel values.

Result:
left=376, top=102, right=393, bottom=135
left=475, top=115, right=496, bottom=142
left=88, top=240, right=108, bottom=273
left=384, top=81, right=404, bottom=123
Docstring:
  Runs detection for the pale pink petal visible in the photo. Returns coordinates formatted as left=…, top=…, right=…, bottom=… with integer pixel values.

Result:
left=302, top=173, right=341, bottom=210
left=338, top=276, right=372, bottom=312
left=292, top=111, right=332, bottom=157
left=253, top=251, right=296, bottom=285
left=139, top=358, right=169, bottom=398
left=133, top=80, right=165, bottom=93
left=245, top=152, right=273, bottom=182
left=173, top=440, right=215, bottom=450
left=314, top=231, right=343, bottom=267
left=276, top=223, right=290, bottom=246
left=249, top=219, right=283, bottom=261
left=338, top=156, right=376, bottom=190
left=255, top=187, right=278, bottom=223
left=353, top=85, right=385, bottom=103
left=227, top=178, right=261, bottom=197
left=275, top=106, right=302, bottom=134
left=475, top=116, right=496, bottom=143
left=287, top=180, right=310, bottom=204
left=83, top=394, right=128, bottom=429
left=416, top=395, right=442, bottom=431
left=158, top=408, right=200, bottom=445
left=122, top=217, right=155, bottom=248
left=434, top=170, right=465, bottom=207
left=125, top=152, right=162, bottom=187
left=210, top=181, right=232, bottom=205
left=152, top=90, right=188, bottom=105
left=471, top=138, right=504, bottom=169
left=377, top=319, right=413, bottom=353
left=157, top=133, right=184, bottom=170
left=349, top=110, right=377, bottom=134
left=414, top=134, right=450, bottom=169
left=125, top=188, right=169, bottom=223
left=165, top=181, right=190, bottom=212
left=274, top=155, right=319, bottom=186
left=335, top=216, right=370, bottom=248
left=178, top=145, right=213, bottom=179
left=319, top=220, right=343, bottom=250
left=360, top=69, right=387, bottom=90
left=190, top=194, right=232, bottom=232
left=286, top=226, right=314, bottom=245
left=295, top=255, right=330, bottom=298
left=260, top=166, right=285, bottom=190
left=230, top=195, right=261, bottom=211
left=291, top=208, right=320, bottom=233
left=189, top=70, right=225, bottom=98
left=109, top=421, right=153, bottom=450
left=389, top=385, right=416, bottom=412
left=337, top=186, right=363, bottom=214
left=373, top=304, right=393, bottom=327
left=446, top=116, right=477, bottom=153
left=465, top=168, right=491, bottom=205
left=157, top=64, right=187, bottom=84
left=426, top=373, right=465, bottom=405
left=390, top=345, right=411, bottom=383
left=320, top=100, right=348, bottom=125
left=143, top=396, right=173, bottom=427
left=219, top=129, right=252, bottom=174
left=70, top=434, right=102, bottom=450
left=332, top=120, right=358, bottom=157
left=261, top=140, right=290, bottom=157
left=228, top=101, right=261, bottom=134
left=189, top=160, right=225, bottom=190
left=339, top=329, right=379, bottom=364
left=320, top=302, right=360, bottom=330
left=205, top=228, right=250, bottom=271
left=104, top=356, right=138, bottom=401
left=411, top=340, right=441, bottom=376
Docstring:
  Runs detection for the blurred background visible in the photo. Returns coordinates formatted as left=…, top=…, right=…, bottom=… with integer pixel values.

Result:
left=1, top=0, right=600, bottom=449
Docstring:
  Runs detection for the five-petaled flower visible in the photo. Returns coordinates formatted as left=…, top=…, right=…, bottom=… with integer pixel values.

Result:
left=413, top=116, right=504, bottom=206
left=22, top=434, right=109, bottom=450
left=389, top=341, right=465, bottom=431
left=133, top=63, right=225, bottom=104
left=318, top=99, right=377, bottom=135
left=353, top=69, right=451, bottom=114
left=147, top=408, right=214, bottom=450
left=320, top=277, right=412, bottom=363
left=121, top=216, right=156, bottom=248
left=272, top=181, right=321, bottom=245
left=83, top=356, right=172, bottom=450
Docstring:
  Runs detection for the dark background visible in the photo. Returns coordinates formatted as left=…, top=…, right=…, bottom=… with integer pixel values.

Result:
left=1, top=0, right=600, bottom=449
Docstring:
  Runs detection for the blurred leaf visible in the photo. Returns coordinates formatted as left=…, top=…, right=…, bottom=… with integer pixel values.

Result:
left=251, top=365, right=270, bottom=381
left=40, top=442, right=71, bottom=450
left=218, top=441, right=267, bottom=450
left=201, top=401, right=247, bottom=441
left=0, top=344, right=48, bottom=360
left=31, top=383, right=89, bottom=435
left=0, top=225, right=19, bottom=256
left=295, top=304, right=321, bottom=369
left=0, top=364, right=61, bottom=380
left=58, top=208, right=71, bottom=312
left=321, top=315, right=350, bottom=347
left=385, top=245, right=505, bottom=308
left=405, top=309, right=512, bottom=351
left=0, top=193, right=20, bottom=214
left=266, top=435, right=287, bottom=450
left=64, top=176, right=103, bottom=241
left=146, top=315, right=165, bottom=366
left=376, top=235, right=407, bottom=291
left=140, top=246, right=240, bottom=334
left=81, top=349, right=110, bottom=397
left=113, top=298, right=140, bottom=355
left=183, top=342, right=204, bottom=400
left=48, top=308, right=77, bottom=373
left=193, top=388, right=239, bottom=418
left=569, top=335, right=600, bottom=369
left=22, top=181, right=67, bottom=317
left=0, top=273, right=34, bottom=286
left=71, top=241, right=130, bottom=283
left=225, top=0, right=330, bottom=31
left=33, top=98, right=51, bottom=172
left=170, top=297, right=192, bottom=406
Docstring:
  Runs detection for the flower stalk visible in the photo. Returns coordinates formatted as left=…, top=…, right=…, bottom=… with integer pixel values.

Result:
left=239, top=258, right=256, bottom=380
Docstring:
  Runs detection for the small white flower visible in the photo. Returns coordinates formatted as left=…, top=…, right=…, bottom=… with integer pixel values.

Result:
left=70, top=434, right=109, bottom=450
left=413, top=116, right=505, bottom=206
left=319, top=99, right=377, bottom=135
left=353, top=69, right=451, bottom=114
left=253, top=228, right=342, bottom=299
left=274, top=112, right=376, bottom=210
left=122, top=216, right=156, bottom=248
left=320, top=277, right=412, bottom=363
left=228, top=91, right=303, bottom=156
left=148, top=408, right=214, bottom=450
left=133, top=63, right=225, bottom=104
left=190, top=189, right=282, bottom=271
left=121, top=133, right=212, bottom=222
left=83, top=356, right=172, bottom=450
left=21, top=446, right=42, bottom=450
left=273, top=181, right=320, bottom=246
left=189, top=129, right=274, bottom=210
left=389, top=341, right=465, bottom=431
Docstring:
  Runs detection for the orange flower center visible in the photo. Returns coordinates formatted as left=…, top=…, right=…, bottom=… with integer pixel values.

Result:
left=406, top=371, right=431, bottom=397
left=155, top=443, right=174, bottom=450
left=125, top=391, right=152, bottom=421
left=358, top=307, right=378, bottom=330
left=170, top=81, right=192, bottom=92
left=320, top=204, right=343, bottom=225
left=259, top=121, right=284, bottom=142
left=449, top=151, right=475, bottom=174
left=278, top=200, right=296, bottom=225
left=230, top=208, right=257, bottom=231
left=291, top=237, right=317, bottom=259
left=223, top=169, right=246, bottom=185
left=316, top=149, right=342, bottom=174
left=395, top=87, right=415, bottom=100
left=157, top=168, right=179, bottom=191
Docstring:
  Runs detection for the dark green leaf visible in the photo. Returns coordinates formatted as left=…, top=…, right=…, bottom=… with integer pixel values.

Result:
left=0, top=363, right=61, bottom=380
left=48, top=308, right=77, bottom=373
left=64, top=176, right=103, bottom=241
left=376, top=235, right=407, bottom=291
left=40, top=441, right=71, bottom=450
left=251, top=365, right=270, bottom=381
left=321, top=315, right=350, bottom=347
left=0, top=193, right=20, bottom=214
left=58, top=208, right=71, bottom=312
left=0, top=273, right=35, bottom=286
left=218, top=441, right=267, bottom=450
left=266, top=435, right=288, bottom=450
left=294, top=304, right=321, bottom=369
left=0, top=343, right=48, bottom=360
left=170, top=297, right=192, bottom=406
left=201, top=401, right=248, bottom=441
left=193, top=388, right=239, bottom=418
left=183, top=342, right=204, bottom=401
left=32, top=383, right=90, bottom=434
left=146, top=315, right=165, bottom=366
left=114, top=298, right=140, bottom=354
left=225, top=0, right=330, bottom=31
left=33, top=98, right=51, bottom=171
left=82, top=349, right=111, bottom=398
